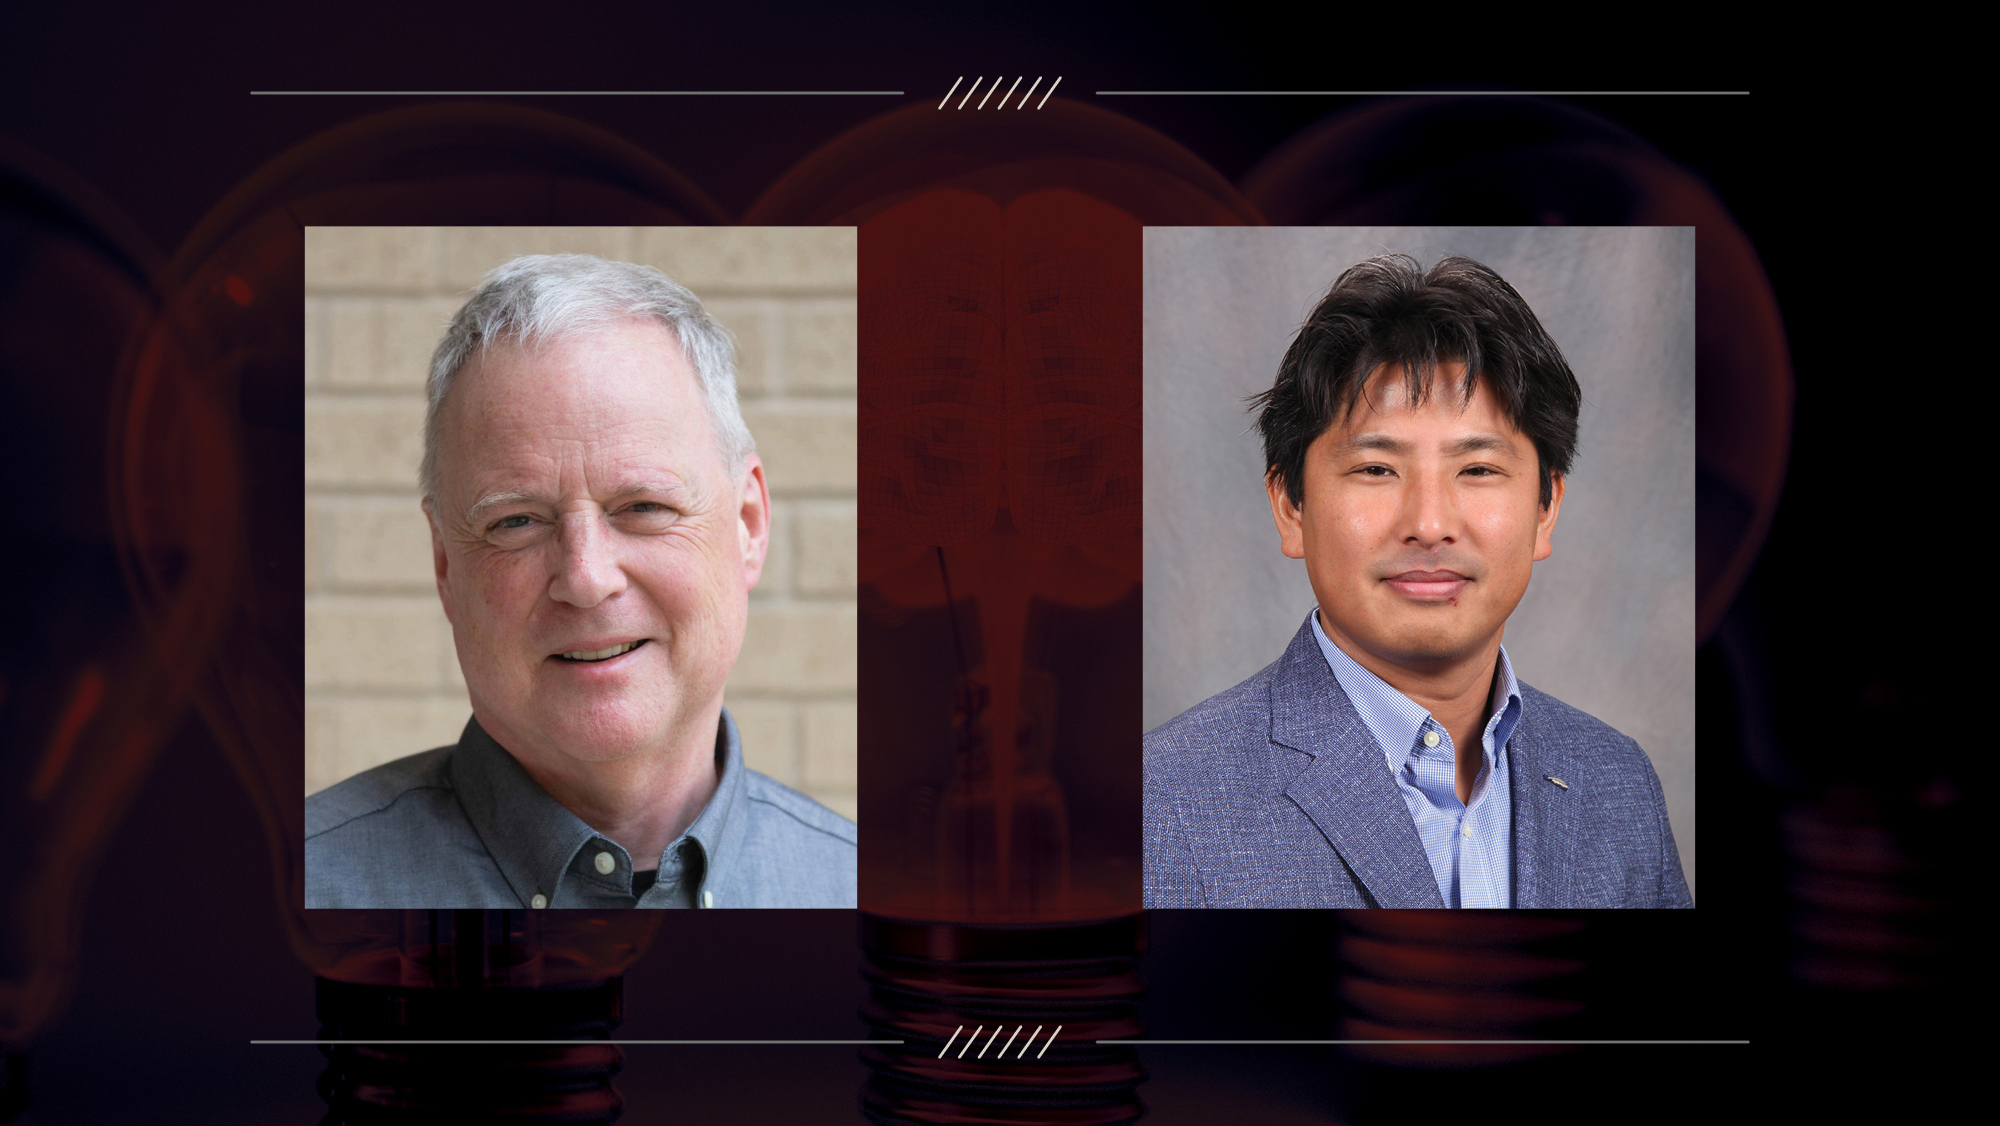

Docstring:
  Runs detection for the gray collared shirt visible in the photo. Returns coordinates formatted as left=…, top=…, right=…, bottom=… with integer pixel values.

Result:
left=305, top=709, right=856, bottom=908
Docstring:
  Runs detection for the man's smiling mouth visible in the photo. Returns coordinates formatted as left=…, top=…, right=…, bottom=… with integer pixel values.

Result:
left=555, top=640, right=647, bottom=662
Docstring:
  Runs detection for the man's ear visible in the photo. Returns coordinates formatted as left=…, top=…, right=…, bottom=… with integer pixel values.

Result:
left=737, top=454, right=771, bottom=590
left=1533, top=473, right=1566, bottom=562
left=1266, top=470, right=1307, bottom=559
left=422, top=496, right=453, bottom=623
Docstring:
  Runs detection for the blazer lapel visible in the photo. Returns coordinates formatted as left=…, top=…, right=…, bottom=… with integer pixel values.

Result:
left=1508, top=705, right=1580, bottom=908
left=1269, top=623, right=1445, bottom=909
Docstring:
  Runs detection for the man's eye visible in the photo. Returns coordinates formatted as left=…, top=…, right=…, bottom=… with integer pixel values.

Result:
left=618, top=502, right=680, bottom=528
left=492, top=514, right=534, bottom=531
left=1358, top=465, right=1394, bottom=477
left=1461, top=466, right=1497, bottom=477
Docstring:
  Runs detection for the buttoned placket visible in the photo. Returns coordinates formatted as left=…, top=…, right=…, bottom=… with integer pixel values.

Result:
left=1452, top=721, right=1504, bottom=909
left=644, top=841, right=686, bottom=907
left=1393, top=715, right=1504, bottom=908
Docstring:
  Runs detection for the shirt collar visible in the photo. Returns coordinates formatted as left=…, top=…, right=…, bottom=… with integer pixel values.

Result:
left=447, top=709, right=749, bottom=908
left=1308, top=610, right=1523, bottom=767
left=680, top=707, right=748, bottom=902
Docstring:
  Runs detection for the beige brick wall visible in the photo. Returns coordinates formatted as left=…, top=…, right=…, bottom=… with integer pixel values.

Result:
left=304, top=227, right=857, bottom=823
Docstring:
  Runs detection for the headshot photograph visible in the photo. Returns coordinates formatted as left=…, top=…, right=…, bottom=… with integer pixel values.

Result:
left=303, top=226, right=857, bottom=908
left=1143, top=227, right=1693, bottom=909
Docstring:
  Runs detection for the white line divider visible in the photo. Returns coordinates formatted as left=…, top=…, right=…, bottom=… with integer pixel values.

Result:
left=958, top=1025, right=983, bottom=1058
left=937, top=1025, right=964, bottom=1058
left=1018, top=78, right=1042, bottom=108
left=957, top=79, right=984, bottom=110
left=938, top=78, right=964, bottom=110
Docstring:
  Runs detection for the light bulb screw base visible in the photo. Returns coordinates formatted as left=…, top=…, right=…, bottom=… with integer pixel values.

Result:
left=313, top=975, right=625, bottom=1125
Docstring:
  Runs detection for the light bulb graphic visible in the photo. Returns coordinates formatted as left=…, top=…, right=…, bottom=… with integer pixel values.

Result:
left=0, top=136, right=183, bottom=1122
left=1236, top=95, right=1788, bottom=1118
left=1336, top=911, right=1589, bottom=1068
left=751, top=98, right=1257, bottom=1124
left=102, top=103, right=723, bottom=1122
left=851, top=184, right=1149, bottom=1125
left=307, top=909, right=658, bottom=1123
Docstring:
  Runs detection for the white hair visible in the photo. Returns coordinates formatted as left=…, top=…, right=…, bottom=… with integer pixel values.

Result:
left=419, top=253, right=754, bottom=500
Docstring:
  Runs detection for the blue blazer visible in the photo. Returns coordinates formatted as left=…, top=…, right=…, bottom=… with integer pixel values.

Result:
left=1144, top=620, right=1692, bottom=909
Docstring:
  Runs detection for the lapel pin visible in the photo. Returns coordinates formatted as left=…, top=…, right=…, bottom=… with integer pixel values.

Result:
left=1546, top=776, right=1569, bottom=789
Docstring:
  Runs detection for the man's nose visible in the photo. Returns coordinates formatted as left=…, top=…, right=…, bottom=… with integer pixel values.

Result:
left=548, top=511, right=626, bottom=607
left=1403, top=469, right=1458, bottom=548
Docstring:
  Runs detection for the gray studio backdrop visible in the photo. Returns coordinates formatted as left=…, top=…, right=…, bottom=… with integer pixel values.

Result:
left=1143, top=226, right=1696, bottom=899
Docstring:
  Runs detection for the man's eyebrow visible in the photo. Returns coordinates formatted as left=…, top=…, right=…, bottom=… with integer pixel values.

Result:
left=1442, top=433, right=1520, bottom=457
left=1332, top=432, right=1521, bottom=458
left=1335, top=433, right=1413, bottom=456
left=613, top=477, right=686, bottom=496
left=462, top=480, right=691, bottom=525
left=464, top=491, right=538, bottom=526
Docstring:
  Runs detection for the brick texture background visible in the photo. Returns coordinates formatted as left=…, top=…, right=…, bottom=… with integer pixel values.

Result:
left=304, top=227, right=857, bottom=821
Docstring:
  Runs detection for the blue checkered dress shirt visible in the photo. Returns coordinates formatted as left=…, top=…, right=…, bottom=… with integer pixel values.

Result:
left=1309, top=611, right=1520, bottom=908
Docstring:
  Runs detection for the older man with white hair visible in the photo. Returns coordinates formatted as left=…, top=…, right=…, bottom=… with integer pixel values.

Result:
left=307, top=254, right=856, bottom=908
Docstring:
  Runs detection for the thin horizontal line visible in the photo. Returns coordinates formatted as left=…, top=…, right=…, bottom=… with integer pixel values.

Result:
left=254, top=1039, right=905, bottom=1045
left=1099, top=1039, right=1751, bottom=1045
left=252, top=90, right=904, bottom=97
left=1095, top=90, right=1749, bottom=97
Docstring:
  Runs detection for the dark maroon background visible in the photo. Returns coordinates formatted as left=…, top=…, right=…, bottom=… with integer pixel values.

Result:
left=1, top=6, right=1950, bottom=1123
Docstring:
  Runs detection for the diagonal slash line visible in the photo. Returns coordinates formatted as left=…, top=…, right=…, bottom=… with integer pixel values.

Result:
left=976, top=78, right=1000, bottom=110
left=938, top=77, right=963, bottom=110
left=958, top=78, right=984, bottom=110
left=937, top=1025, right=964, bottom=1058
left=977, top=1025, right=1005, bottom=1058
left=1037, top=76, right=1061, bottom=109
left=1017, top=1025, right=1044, bottom=1058
left=1017, top=77, right=1042, bottom=109
left=997, top=1025, right=1022, bottom=1059
left=1037, top=1025, right=1062, bottom=1058
left=994, top=76, right=1022, bottom=110
left=958, top=1026, right=983, bottom=1058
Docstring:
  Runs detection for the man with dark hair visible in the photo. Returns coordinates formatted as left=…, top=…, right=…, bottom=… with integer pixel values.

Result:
left=1143, top=255, right=1689, bottom=909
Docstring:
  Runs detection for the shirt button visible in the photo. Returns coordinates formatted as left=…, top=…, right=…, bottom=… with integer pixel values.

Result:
left=530, top=894, right=547, bottom=909
left=701, top=889, right=715, bottom=909
left=594, top=850, right=615, bottom=875
left=1462, top=826, right=1471, bottom=838
left=1423, top=731, right=1440, bottom=748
